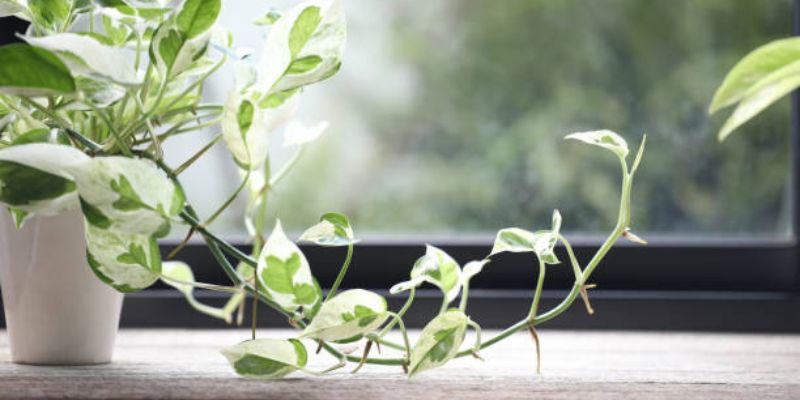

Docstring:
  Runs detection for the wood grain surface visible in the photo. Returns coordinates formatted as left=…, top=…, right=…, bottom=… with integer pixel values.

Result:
left=1, top=329, right=798, bottom=399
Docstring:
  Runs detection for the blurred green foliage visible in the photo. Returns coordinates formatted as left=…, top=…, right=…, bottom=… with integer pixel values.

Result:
left=247, top=0, right=793, bottom=236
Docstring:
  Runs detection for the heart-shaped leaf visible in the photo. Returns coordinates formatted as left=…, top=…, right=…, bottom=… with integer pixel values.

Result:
left=461, top=259, right=490, bottom=284
left=298, top=211, right=355, bottom=246
left=491, top=210, right=562, bottom=265
left=565, top=130, right=629, bottom=160
left=0, top=143, right=89, bottom=215
left=255, top=0, right=346, bottom=100
left=408, top=309, right=468, bottom=377
left=24, top=33, right=142, bottom=86
left=85, top=222, right=161, bottom=292
left=301, top=289, right=388, bottom=341
left=0, top=44, right=76, bottom=96
left=73, top=156, right=184, bottom=237
left=221, top=338, right=307, bottom=379
left=149, top=0, right=221, bottom=79
left=390, top=245, right=462, bottom=303
left=283, top=120, right=329, bottom=147
left=257, top=220, right=322, bottom=317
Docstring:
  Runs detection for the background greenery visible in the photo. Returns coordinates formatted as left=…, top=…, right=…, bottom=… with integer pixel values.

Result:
left=171, top=0, right=793, bottom=237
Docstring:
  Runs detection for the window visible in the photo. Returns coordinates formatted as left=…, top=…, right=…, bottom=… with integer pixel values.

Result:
left=172, top=0, right=793, bottom=239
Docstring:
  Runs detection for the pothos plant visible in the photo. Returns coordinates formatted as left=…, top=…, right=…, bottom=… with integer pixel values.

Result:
left=0, top=0, right=647, bottom=378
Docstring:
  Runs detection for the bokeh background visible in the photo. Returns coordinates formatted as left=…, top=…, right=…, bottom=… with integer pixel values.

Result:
left=166, top=0, right=793, bottom=239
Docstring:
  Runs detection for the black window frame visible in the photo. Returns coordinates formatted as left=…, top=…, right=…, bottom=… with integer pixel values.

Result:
left=1, top=2, right=799, bottom=332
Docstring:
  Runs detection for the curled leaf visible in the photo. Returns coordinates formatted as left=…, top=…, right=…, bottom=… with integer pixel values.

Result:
left=160, top=261, right=233, bottom=322
left=490, top=209, right=562, bottom=265
left=391, top=245, right=462, bottom=303
left=298, top=211, right=355, bottom=246
left=565, top=130, right=629, bottom=159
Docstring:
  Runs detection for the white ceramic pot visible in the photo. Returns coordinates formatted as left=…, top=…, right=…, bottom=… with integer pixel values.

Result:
left=0, top=209, right=123, bottom=365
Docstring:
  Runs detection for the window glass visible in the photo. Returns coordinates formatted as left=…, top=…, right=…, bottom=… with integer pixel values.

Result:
left=167, top=0, right=793, bottom=238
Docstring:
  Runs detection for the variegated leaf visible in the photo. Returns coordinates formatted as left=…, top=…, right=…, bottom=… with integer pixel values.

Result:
left=283, top=120, right=328, bottom=147
left=256, top=0, right=346, bottom=100
left=301, top=289, right=388, bottom=341
left=298, top=211, right=355, bottom=246
left=256, top=220, right=322, bottom=316
left=391, top=245, right=462, bottom=303
left=73, top=157, right=184, bottom=237
left=408, top=309, right=468, bottom=377
left=85, top=222, right=161, bottom=292
left=221, top=90, right=298, bottom=170
left=221, top=338, right=307, bottom=379
left=565, top=130, right=629, bottom=159
left=160, top=261, right=233, bottom=322
left=461, top=259, right=490, bottom=284
left=24, top=33, right=142, bottom=86
left=490, top=210, right=562, bottom=265
left=149, top=0, right=221, bottom=79
left=0, top=143, right=89, bottom=215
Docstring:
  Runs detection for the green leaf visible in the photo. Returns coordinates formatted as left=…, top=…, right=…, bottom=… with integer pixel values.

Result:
left=7, top=206, right=29, bottom=228
left=73, top=157, right=184, bottom=237
left=0, top=44, right=76, bottom=96
left=408, top=309, right=468, bottom=377
left=24, top=33, right=142, bottom=86
left=299, top=211, right=355, bottom=246
left=256, top=220, right=322, bottom=316
left=10, top=128, right=70, bottom=146
left=710, top=37, right=800, bottom=114
left=160, top=261, right=233, bottom=322
left=149, top=0, right=220, bottom=79
left=717, top=60, right=800, bottom=141
left=222, top=91, right=297, bottom=170
left=301, top=289, right=388, bottom=341
left=390, top=245, right=462, bottom=303
left=175, top=0, right=221, bottom=39
left=221, top=338, right=307, bottom=379
left=85, top=222, right=161, bottom=293
left=490, top=210, right=562, bottom=264
left=0, top=143, right=89, bottom=215
left=565, top=130, right=629, bottom=159
left=256, top=0, right=346, bottom=98
left=28, top=0, right=71, bottom=31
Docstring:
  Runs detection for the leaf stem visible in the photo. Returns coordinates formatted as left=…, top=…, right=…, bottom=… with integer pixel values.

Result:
left=324, top=242, right=353, bottom=302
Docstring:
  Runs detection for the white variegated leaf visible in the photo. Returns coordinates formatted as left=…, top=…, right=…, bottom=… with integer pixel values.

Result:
left=160, top=261, right=233, bottom=322
left=73, top=157, right=184, bottom=237
left=301, top=289, right=388, bottom=341
left=283, top=120, right=328, bottom=147
left=149, top=0, right=221, bottom=79
left=222, top=91, right=298, bottom=170
left=408, top=309, right=468, bottom=377
left=85, top=222, right=160, bottom=292
left=298, top=211, right=355, bottom=246
left=221, top=339, right=307, bottom=379
left=461, top=259, right=490, bottom=284
left=256, top=0, right=346, bottom=97
left=565, top=130, right=629, bottom=159
left=0, top=143, right=89, bottom=215
left=0, top=0, right=27, bottom=19
left=256, top=220, right=322, bottom=316
left=490, top=210, right=562, bottom=265
left=391, top=245, right=462, bottom=303
left=24, top=33, right=141, bottom=86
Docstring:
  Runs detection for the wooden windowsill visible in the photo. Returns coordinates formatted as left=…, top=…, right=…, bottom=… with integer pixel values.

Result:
left=1, top=329, right=798, bottom=399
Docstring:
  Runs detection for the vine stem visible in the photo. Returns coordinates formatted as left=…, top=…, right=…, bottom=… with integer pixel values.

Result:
left=325, top=243, right=353, bottom=302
